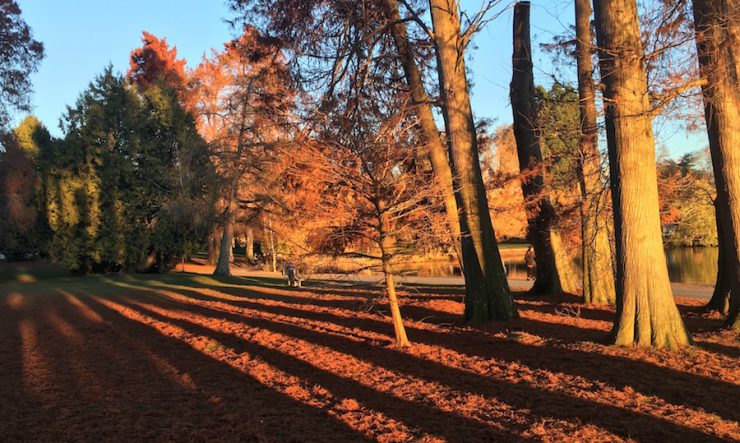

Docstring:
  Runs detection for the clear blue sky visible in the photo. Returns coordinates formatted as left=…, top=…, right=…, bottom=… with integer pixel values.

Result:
left=17, top=0, right=232, bottom=134
left=18, top=0, right=705, bottom=156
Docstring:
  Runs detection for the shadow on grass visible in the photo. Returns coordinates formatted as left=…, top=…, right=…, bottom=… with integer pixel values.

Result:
left=7, top=275, right=736, bottom=441
left=695, top=341, right=740, bottom=359
left=108, top=287, right=723, bottom=442
left=0, top=288, right=371, bottom=442
left=137, top=277, right=740, bottom=426
left=106, top=293, right=519, bottom=441
left=0, top=261, right=70, bottom=284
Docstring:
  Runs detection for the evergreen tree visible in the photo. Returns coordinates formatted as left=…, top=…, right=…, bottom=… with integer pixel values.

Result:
left=38, top=68, right=216, bottom=273
left=0, top=0, right=44, bottom=129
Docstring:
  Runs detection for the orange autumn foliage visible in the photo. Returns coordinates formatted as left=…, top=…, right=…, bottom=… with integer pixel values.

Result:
left=128, top=31, right=187, bottom=90
left=128, top=32, right=193, bottom=108
left=189, top=26, right=299, bottom=269
left=487, top=125, right=528, bottom=240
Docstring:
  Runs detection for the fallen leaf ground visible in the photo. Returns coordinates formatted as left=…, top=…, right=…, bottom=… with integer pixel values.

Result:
left=0, top=272, right=737, bottom=442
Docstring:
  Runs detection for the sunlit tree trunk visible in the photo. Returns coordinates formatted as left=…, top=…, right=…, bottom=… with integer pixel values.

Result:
left=574, top=0, right=616, bottom=304
left=429, top=0, right=517, bottom=322
left=377, top=211, right=410, bottom=347
left=707, top=199, right=731, bottom=313
left=214, top=201, right=236, bottom=276
left=214, top=96, right=250, bottom=277
left=510, top=1, right=578, bottom=295
left=245, top=225, right=255, bottom=264
left=593, top=0, right=691, bottom=348
left=551, top=231, right=581, bottom=292
left=692, top=0, right=740, bottom=330
left=266, top=217, right=277, bottom=273
left=382, top=0, right=463, bottom=270
left=207, top=232, right=217, bottom=266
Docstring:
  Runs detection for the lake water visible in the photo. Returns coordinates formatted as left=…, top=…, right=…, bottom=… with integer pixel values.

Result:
left=397, top=247, right=719, bottom=285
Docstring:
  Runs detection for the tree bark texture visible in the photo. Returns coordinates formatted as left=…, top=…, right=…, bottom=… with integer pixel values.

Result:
left=378, top=211, right=410, bottom=347
left=207, top=233, right=217, bottom=266
left=510, top=1, right=578, bottom=295
left=245, top=226, right=255, bottom=264
left=593, top=0, right=691, bottom=348
left=207, top=234, right=215, bottom=265
left=551, top=230, right=581, bottom=293
left=692, top=0, right=740, bottom=330
left=266, top=218, right=277, bottom=273
left=707, top=199, right=731, bottom=313
left=429, top=0, right=517, bottom=322
left=214, top=198, right=235, bottom=276
left=382, top=0, right=463, bottom=270
left=575, top=0, right=616, bottom=304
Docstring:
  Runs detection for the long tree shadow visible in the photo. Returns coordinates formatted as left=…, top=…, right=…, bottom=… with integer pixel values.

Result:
left=1, top=289, right=370, bottom=442
left=5, top=290, right=186, bottom=438
left=91, top=291, right=520, bottom=441
left=111, top=295, right=560, bottom=440
left=677, top=306, right=729, bottom=333
left=143, top=277, right=597, bottom=341
left=156, top=279, right=740, bottom=426
left=36, top=307, right=133, bottom=437
left=207, top=281, right=374, bottom=311
left=122, top=276, right=740, bottom=426
left=696, top=341, right=740, bottom=359
left=0, top=296, right=47, bottom=440
left=113, top=287, right=728, bottom=442
left=161, top=277, right=463, bottom=331
left=517, top=299, right=616, bottom=323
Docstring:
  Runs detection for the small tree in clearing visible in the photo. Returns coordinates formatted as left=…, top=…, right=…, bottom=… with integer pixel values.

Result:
left=306, top=97, right=435, bottom=347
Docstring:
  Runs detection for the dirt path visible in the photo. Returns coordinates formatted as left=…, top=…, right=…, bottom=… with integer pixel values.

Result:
left=192, top=265, right=715, bottom=301
left=1, top=274, right=737, bottom=441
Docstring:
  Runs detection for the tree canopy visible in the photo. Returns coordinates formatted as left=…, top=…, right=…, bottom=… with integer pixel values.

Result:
left=0, top=0, right=44, bottom=129
left=38, top=69, right=216, bottom=273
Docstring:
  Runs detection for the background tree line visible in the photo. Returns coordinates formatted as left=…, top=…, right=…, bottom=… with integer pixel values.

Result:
left=2, top=69, right=217, bottom=273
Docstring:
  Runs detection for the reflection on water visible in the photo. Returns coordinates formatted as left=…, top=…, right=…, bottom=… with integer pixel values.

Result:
left=393, top=258, right=529, bottom=280
left=665, top=247, right=718, bottom=285
left=397, top=247, right=719, bottom=285
left=391, top=261, right=463, bottom=278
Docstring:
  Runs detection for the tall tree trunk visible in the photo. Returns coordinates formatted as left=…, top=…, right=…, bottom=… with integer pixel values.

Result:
left=574, top=0, right=616, bottom=304
left=213, top=87, right=250, bottom=277
left=214, top=198, right=236, bottom=276
left=510, top=1, right=578, bottom=295
left=245, top=226, right=255, bottom=265
left=593, top=0, right=691, bottom=348
left=207, top=232, right=217, bottom=266
left=266, top=218, right=277, bottom=273
left=551, top=230, right=581, bottom=292
left=429, top=0, right=517, bottom=322
left=381, top=0, right=463, bottom=270
left=378, top=211, right=410, bottom=347
left=707, top=199, right=731, bottom=313
left=692, top=0, right=740, bottom=330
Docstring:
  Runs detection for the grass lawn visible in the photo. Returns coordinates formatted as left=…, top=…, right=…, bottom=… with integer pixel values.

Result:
left=0, top=261, right=69, bottom=284
left=1, top=271, right=738, bottom=441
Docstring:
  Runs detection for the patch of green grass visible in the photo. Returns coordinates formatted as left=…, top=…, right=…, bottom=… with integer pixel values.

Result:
left=0, top=264, right=345, bottom=301
left=0, top=261, right=70, bottom=284
left=498, top=242, right=530, bottom=250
